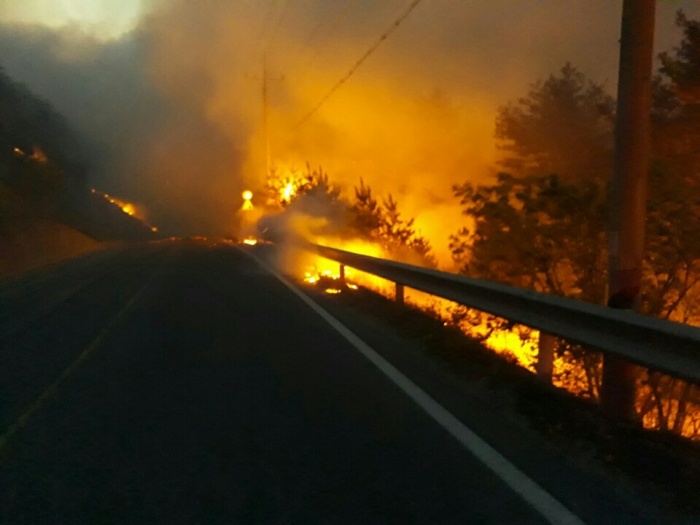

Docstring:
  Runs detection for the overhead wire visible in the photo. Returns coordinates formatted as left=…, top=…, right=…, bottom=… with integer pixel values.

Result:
left=289, top=0, right=425, bottom=133
left=293, top=1, right=357, bottom=77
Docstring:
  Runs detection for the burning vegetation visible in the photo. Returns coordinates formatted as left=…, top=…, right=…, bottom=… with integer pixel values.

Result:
left=256, top=164, right=436, bottom=268
left=90, top=188, right=158, bottom=232
left=3, top=2, right=700, bottom=441
left=245, top=13, right=700, bottom=441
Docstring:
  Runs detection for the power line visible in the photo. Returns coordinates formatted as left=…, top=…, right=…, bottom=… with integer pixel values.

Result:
left=293, top=1, right=357, bottom=76
left=290, top=0, right=425, bottom=132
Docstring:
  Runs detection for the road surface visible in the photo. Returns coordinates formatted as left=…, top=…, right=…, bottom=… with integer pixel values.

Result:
left=0, top=241, right=682, bottom=523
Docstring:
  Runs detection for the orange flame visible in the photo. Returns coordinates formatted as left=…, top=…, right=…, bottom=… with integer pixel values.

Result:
left=91, top=188, right=159, bottom=232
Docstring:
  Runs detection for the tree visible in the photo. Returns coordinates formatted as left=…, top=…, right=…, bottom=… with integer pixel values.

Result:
left=451, top=173, right=607, bottom=302
left=495, top=63, right=615, bottom=183
left=450, top=173, right=608, bottom=397
left=452, top=53, right=700, bottom=431
left=378, top=194, right=436, bottom=267
left=348, top=181, right=436, bottom=267
left=633, top=11, right=700, bottom=437
left=460, top=57, right=700, bottom=320
left=262, top=166, right=437, bottom=267
left=263, top=163, right=340, bottom=209
left=647, top=11, right=700, bottom=322
left=659, top=11, right=700, bottom=105
left=348, top=178, right=382, bottom=235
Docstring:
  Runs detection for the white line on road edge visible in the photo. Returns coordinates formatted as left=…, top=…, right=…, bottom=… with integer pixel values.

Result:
left=241, top=247, right=587, bottom=525
left=0, top=258, right=165, bottom=455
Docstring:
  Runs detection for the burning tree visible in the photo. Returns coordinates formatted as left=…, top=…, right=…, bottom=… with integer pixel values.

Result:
left=261, top=164, right=436, bottom=268
left=648, top=11, right=700, bottom=324
left=263, top=164, right=339, bottom=209
left=452, top=37, right=700, bottom=435
left=637, top=10, right=700, bottom=437
left=350, top=180, right=436, bottom=268
left=450, top=173, right=608, bottom=398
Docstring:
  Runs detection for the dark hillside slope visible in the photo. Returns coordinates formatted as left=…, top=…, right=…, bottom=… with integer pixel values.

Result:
left=0, top=66, right=157, bottom=277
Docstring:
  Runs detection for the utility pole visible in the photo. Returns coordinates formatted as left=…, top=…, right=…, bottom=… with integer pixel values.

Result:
left=602, top=0, right=656, bottom=420
left=262, top=53, right=270, bottom=180
left=260, top=53, right=283, bottom=181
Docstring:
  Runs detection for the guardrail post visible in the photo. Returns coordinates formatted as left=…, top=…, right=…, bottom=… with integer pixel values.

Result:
left=339, top=264, right=345, bottom=280
left=395, top=283, right=405, bottom=304
left=536, top=332, right=555, bottom=383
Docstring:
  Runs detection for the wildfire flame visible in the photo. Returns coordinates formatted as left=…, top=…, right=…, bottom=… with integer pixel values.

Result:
left=120, top=202, right=136, bottom=216
left=91, top=188, right=159, bottom=232
left=302, top=267, right=358, bottom=295
left=12, top=145, right=47, bottom=162
left=92, top=189, right=139, bottom=217
left=281, top=182, right=296, bottom=203
left=297, top=239, right=537, bottom=368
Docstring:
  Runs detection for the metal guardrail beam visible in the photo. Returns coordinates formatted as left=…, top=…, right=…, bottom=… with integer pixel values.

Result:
left=312, top=244, right=700, bottom=384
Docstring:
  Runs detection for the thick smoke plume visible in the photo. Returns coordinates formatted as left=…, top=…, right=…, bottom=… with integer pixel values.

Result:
left=1, top=0, right=698, bottom=253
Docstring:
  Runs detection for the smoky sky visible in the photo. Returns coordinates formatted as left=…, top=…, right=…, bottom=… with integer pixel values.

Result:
left=1, top=0, right=698, bottom=243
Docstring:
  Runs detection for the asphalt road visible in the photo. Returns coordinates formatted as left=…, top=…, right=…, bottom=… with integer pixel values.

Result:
left=0, top=241, right=681, bottom=523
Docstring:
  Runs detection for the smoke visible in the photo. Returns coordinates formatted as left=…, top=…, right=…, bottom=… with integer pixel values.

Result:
left=0, top=7, right=247, bottom=235
left=1, top=0, right=698, bottom=247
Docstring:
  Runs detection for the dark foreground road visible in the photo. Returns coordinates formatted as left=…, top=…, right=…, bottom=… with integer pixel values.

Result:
left=0, top=241, right=686, bottom=524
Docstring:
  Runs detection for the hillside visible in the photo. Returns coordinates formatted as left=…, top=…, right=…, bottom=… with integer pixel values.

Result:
left=0, top=66, right=157, bottom=277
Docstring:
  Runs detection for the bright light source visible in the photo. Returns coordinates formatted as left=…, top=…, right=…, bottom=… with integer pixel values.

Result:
left=282, top=182, right=295, bottom=202
left=242, top=190, right=253, bottom=201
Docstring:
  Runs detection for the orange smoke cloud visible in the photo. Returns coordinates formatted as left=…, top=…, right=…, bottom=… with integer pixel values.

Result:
left=138, top=1, right=502, bottom=258
left=7, top=1, right=696, bottom=240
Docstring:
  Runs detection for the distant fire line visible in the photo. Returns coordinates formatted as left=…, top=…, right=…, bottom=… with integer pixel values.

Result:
left=91, top=188, right=158, bottom=232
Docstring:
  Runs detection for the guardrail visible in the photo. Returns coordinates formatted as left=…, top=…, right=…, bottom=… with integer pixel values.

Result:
left=311, top=243, right=700, bottom=385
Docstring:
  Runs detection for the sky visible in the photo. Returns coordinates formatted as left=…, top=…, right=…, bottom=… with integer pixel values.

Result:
left=1, top=0, right=699, bottom=261
left=0, top=0, right=146, bottom=39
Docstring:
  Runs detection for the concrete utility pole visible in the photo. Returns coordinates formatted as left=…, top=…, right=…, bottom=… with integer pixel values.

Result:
left=602, top=0, right=656, bottom=420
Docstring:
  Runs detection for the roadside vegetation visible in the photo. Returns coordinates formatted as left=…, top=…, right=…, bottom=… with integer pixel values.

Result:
left=447, top=12, right=700, bottom=438
left=274, top=12, right=700, bottom=440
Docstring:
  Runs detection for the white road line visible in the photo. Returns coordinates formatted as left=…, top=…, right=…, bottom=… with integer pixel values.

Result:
left=241, top=247, right=587, bottom=525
